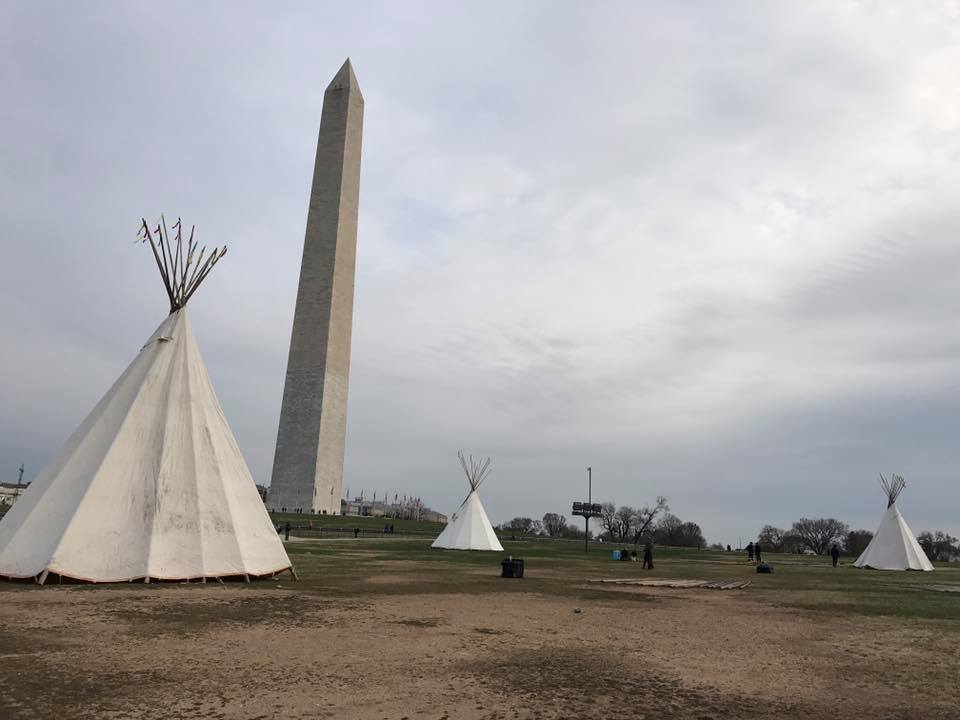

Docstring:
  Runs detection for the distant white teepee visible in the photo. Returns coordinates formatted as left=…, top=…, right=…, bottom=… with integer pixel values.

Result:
left=854, top=473, right=933, bottom=572
left=0, top=218, right=292, bottom=583
left=432, top=452, right=503, bottom=551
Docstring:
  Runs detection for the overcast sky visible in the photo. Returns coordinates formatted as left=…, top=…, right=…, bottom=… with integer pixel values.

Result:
left=2, top=2, right=959, bottom=546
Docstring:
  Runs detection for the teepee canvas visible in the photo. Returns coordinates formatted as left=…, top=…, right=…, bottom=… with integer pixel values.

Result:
left=0, top=218, right=292, bottom=583
left=432, top=453, right=503, bottom=551
left=854, top=474, right=933, bottom=571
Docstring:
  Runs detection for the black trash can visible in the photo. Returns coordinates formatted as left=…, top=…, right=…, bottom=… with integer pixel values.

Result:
left=501, top=557, right=524, bottom=578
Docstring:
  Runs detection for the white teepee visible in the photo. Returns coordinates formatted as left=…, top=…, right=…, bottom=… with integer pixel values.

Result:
left=432, top=452, right=503, bottom=551
left=854, top=474, right=933, bottom=572
left=0, top=218, right=292, bottom=583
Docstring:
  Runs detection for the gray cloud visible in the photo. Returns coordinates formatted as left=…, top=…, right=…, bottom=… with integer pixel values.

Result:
left=3, top=1, right=960, bottom=546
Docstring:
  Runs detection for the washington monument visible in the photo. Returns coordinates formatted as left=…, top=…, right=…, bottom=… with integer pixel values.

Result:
left=269, top=59, right=363, bottom=514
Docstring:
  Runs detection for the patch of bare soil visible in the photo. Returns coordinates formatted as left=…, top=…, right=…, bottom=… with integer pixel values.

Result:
left=0, top=587, right=956, bottom=719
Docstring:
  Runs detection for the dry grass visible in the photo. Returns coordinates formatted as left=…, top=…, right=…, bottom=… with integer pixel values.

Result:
left=2, top=538, right=959, bottom=719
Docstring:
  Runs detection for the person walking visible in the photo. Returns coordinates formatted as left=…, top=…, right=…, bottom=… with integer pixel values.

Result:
left=746, top=541, right=755, bottom=562
left=642, top=540, right=654, bottom=570
left=284, top=522, right=290, bottom=542
left=754, top=542, right=763, bottom=565
left=831, top=544, right=840, bottom=567
left=354, top=527, right=360, bottom=539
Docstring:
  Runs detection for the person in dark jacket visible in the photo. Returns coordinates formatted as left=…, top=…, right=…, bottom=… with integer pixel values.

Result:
left=284, top=522, right=290, bottom=542
left=642, top=541, right=654, bottom=570
left=754, top=542, right=763, bottom=565
left=746, top=542, right=755, bottom=562
left=831, top=544, right=840, bottom=567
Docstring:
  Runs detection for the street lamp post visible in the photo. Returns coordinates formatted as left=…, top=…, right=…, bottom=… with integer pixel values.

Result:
left=585, top=467, right=592, bottom=554
left=571, top=468, right=599, bottom=555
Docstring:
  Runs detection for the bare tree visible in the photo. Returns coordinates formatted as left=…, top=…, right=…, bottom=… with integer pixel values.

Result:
left=676, top=522, right=705, bottom=548
left=499, top=517, right=540, bottom=535
left=599, top=502, right=617, bottom=540
left=541, top=513, right=568, bottom=538
left=615, top=506, right=636, bottom=542
left=630, top=496, right=669, bottom=543
left=843, top=530, right=873, bottom=557
left=652, top=513, right=683, bottom=545
left=598, top=497, right=669, bottom=543
left=790, top=518, right=849, bottom=555
left=651, top=513, right=703, bottom=547
left=757, top=525, right=785, bottom=553
left=917, top=531, right=960, bottom=562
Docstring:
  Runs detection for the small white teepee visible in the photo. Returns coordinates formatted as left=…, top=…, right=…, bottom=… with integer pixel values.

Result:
left=854, top=474, right=933, bottom=572
left=432, top=452, right=503, bottom=552
left=0, top=218, right=292, bottom=583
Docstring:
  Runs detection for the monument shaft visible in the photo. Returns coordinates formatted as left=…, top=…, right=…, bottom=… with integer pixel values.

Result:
left=270, top=60, right=363, bottom=514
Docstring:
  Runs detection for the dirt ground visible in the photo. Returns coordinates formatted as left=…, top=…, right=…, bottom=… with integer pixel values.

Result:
left=2, top=583, right=958, bottom=720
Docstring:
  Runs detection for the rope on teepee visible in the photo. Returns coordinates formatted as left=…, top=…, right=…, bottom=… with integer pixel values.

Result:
left=137, top=216, right=227, bottom=314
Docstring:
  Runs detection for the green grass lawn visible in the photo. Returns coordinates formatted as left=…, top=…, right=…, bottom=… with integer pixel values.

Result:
left=2, top=506, right=958, bottom=627
left=278, top=536, right=960, bottom=625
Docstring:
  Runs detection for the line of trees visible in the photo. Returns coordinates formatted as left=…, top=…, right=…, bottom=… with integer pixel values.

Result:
left=918, top=531, right=960, bottom=561
left=598, top=497, right=671, bottom=544
left=498, top=510, right=960, bottom=559
left=757, top=520, right=960, bottom=560
left=497, top=496, right=707, bottom=548
left=597, top=498, right=705, bottom=547
left=756, top=519, right=852, bottom=555
left=497, top=517, right=542, bottom=535
left=649, top=513, right=706, bottom=548
left=496, top=515, right=589, bottom=540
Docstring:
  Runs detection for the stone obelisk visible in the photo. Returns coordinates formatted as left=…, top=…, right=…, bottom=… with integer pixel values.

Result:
left=269, top=59, right=363, bottom=515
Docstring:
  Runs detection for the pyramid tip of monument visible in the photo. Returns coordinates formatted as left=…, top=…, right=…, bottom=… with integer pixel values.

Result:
left=327, top=58, right=362, bottom=97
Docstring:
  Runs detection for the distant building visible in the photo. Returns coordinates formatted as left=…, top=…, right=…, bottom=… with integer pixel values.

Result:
left=0, top=482, right=28, bottom=508
left=420, top=509, right=448, bottom=524
left=782, top=534, right=807, bottom=554
left=340, top=497, right=447, bottom=524
left=256, top=485, right=446, bottom=523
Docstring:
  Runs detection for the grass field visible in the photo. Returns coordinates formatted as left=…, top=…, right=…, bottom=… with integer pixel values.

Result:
left=281, top=535, right=960, bottom=618
left=2, top=536, right=959, bottom=719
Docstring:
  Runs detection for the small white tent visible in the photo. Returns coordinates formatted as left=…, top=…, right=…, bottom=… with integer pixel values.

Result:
left=854, top=474, right=933, bottom=572
left=432, top=453, right=503, bottom=552
left=0, top=218, right=292, bottom=583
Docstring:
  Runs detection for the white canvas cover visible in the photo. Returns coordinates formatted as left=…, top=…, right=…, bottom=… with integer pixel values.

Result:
left=432, top=490, right=503, bottom=551
left=854, top=503, right=933, bottom=571
left=0, top=309, right=291, bottom=582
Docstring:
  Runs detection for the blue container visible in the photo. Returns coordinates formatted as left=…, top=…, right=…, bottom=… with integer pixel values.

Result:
left=612, top=550, right=621, bottom=560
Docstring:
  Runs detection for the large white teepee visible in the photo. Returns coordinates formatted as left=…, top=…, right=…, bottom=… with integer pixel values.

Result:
left=432, top=452, right=503, bottom=551
left=854, top=474, right=933, bottom=572
left=0, top=218, right=292, bottom=583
